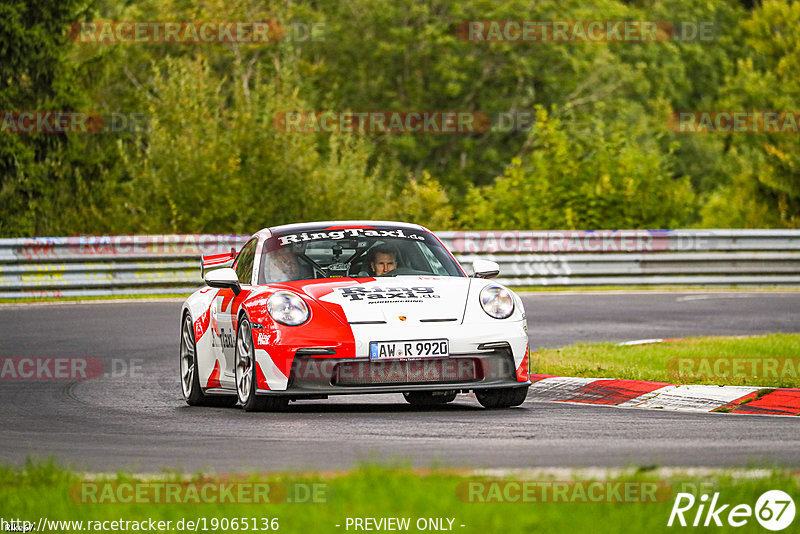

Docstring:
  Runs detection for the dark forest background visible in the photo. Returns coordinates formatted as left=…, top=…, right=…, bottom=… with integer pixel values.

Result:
left=1, top=0, right=798, bottom=236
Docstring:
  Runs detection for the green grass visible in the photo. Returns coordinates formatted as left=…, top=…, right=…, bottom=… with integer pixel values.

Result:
left=1, top=460, right=798, bottom=534
left=531, top=334, right=800, bottom=388
left=3, top=285, right=799, bottom=304
left=0, top=293, right=190, bottom=304
left=514, top=285, right=800, bottom=292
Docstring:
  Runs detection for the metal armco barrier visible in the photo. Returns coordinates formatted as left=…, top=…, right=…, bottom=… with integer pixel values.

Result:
left=0, top=235, right=247, bottom=299
left=438, top=229, right=800, bottom=287
left=1, top=230, right=799, bottom=298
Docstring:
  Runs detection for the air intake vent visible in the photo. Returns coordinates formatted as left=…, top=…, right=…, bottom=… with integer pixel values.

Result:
left=332, top=358, right=480, bottom=386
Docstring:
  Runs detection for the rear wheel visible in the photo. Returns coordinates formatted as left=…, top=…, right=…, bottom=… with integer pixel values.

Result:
left=475, top=386, right=529, bottom=409
left=236, top=318, right=289, bottom=412
left=403, top=390, right=458, bottom=406
left=180, top=313, right=237, bottom=407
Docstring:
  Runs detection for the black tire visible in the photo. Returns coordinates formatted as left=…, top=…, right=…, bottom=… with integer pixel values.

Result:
left=180, top=313, right=237, bottom=407
left=236, top=317, right=290, bottom=412
left=403, top=390, right=458, bottom=406
left=475, top=386, right=529, bottom=409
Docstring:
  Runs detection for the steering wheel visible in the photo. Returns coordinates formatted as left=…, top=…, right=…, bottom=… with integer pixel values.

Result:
left=376, top=267, right=428, bottom=277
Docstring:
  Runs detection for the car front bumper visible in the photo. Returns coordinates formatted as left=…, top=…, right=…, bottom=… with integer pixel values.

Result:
left=255, top=344, right=528, bottom=396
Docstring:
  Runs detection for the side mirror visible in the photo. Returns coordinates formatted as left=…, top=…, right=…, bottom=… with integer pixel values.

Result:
left=204, top=267, right=241, bottom=295
left=472, top=259, right=500, bottom=279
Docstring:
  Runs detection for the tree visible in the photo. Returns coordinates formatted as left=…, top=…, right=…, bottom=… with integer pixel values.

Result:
left=0, top=0, right=111, bottom=235
left=701, top=1, right=800, bottom=227
left=461, top=106, right=693, bottom=229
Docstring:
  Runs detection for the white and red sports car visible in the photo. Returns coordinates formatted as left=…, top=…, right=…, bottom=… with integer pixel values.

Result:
left=180, top=221, right=530, bottom=411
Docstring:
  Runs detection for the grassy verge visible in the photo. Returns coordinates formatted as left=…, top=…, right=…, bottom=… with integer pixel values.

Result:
left=3, top=285, right=799, bottom=304
left=0, top=294, right=190, bottom=304
left=1, top=460, right=797, bottom=534
left=531, top=334, right=800, bottom=388
left=514, top=285, right=800, bottom=292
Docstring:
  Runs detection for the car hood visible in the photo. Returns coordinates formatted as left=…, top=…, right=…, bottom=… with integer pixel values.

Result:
left=287, top=276, right=473, bottom=325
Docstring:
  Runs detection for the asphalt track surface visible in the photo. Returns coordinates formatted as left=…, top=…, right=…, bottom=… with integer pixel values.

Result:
left=1, top=291, right=798, bottom=472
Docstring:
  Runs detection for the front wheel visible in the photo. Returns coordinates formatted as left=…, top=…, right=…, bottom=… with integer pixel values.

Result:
left=180, top=313, right=237, bottom=407
left=403, top=391, right=457, bottom=406
left=236, top=318, right=289, bottom=412
left=475, top=386, right=529, bottom=409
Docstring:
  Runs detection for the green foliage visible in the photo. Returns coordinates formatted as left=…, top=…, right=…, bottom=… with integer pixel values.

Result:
left=700, top=1, right=800, bottom=228
left=0, top=0, right=796, bottom=235
left=120, top=56, right=398, bottom=233
left=387, top=171, right=454, bottom=230
left=0, top=0, right=114, bottom=236
left=461, top=107, right=693, bottom=229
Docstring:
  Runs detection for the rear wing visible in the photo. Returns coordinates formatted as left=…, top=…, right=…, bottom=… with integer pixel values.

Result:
left=201, top=250, right=236, bottom=278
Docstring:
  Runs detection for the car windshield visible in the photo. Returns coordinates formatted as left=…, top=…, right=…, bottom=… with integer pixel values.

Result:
left=257, top=227, right=464, bottom=283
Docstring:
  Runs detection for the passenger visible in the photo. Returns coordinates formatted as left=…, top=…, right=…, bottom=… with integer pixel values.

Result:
left=266, top=247, right=301, bottom=281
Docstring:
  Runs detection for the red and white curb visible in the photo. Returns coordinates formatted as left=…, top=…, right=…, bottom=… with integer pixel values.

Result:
left=528, top=374, right=800, bottom=416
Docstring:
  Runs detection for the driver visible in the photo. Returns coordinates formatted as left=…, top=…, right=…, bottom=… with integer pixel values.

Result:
left=369, top=245, right=398, bottom=276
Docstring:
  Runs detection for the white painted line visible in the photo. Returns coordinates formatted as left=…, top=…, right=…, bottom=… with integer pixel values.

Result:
left=617, top=338, right=668, bottom=346
left=675, top=294, right=770, bottom=302
left=473, top=467, right=778, bottom=480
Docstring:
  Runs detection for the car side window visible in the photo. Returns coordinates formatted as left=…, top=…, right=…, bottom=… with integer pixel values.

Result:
left=234, top=239, right=257, bottom=284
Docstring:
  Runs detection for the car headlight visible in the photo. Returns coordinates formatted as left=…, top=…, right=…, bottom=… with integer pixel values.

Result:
left=267, top=291, right=310, bottom=326
left=479, top=285, right=515, bottom=319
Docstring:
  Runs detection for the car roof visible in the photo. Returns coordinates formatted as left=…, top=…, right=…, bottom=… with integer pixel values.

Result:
left=260, top=220, right=430, bottom=236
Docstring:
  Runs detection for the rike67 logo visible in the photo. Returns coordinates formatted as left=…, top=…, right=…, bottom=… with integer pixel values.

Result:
left=668, top=490, right=795, bottom=530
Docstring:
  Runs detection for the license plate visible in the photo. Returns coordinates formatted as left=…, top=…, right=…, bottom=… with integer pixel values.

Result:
left=369, top=339, right=449, bottom=360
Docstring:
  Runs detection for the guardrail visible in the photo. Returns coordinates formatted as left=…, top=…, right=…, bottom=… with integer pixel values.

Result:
left=1, top=230, right=799, bottom=298
left=438, top=230, right=800, bottom=287
left=0, top=235, right=245, bottom=299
